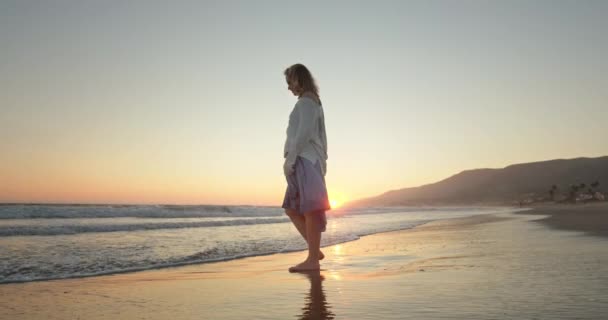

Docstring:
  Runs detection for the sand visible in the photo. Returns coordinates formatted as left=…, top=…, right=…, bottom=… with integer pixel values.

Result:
left=1, top=208, right=607, bottom=319
left=519, top=201, right=608, bottom=237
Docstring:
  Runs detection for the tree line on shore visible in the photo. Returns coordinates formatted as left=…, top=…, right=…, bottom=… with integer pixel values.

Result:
left=548, top=180, right=603, bottom=203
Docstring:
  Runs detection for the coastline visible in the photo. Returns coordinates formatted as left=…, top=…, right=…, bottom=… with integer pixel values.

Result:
left=518, top=201, right=608, bottom=237
left=1, top=208, right=607, bottom=319
left=0, top=207, right=513, bottom=285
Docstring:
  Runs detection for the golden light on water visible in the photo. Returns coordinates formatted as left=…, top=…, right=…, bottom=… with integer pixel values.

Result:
left=333, top=244, right=343, bottom=255
left=329, top=244, right=345, bottom=281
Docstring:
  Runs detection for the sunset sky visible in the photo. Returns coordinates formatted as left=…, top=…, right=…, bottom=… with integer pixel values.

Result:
left=1, top=0, right=607, bottom=206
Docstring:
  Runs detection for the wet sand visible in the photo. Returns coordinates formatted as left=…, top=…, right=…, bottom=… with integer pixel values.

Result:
left=1, top=209, right=607, bottom=319
left=519, top=201, right=608, bottom=237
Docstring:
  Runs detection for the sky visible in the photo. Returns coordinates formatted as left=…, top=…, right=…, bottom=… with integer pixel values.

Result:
left=1, top=0, right=607, bottom=206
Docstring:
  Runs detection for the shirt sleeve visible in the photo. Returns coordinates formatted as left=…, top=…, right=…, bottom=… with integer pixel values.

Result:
left=285, top=100, right=316, bottom=167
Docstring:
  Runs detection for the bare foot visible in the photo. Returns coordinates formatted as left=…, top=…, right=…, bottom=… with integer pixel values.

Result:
left=319, top=250, right=325, bottom=261
left=288, top=260, right=320, bottom=272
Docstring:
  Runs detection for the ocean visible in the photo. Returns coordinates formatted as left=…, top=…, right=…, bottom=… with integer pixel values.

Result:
left=0, top=204, right=518, bottom=284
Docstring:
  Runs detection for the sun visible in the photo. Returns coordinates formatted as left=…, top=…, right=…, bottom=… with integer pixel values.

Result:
left=330, top=199, right=342, bottom=208
left=328, top=191, right=347, bottom=209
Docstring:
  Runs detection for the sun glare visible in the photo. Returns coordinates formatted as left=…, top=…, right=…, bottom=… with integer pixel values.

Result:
left=330, top=199, right=341, bottom=208
left=328, top=191, right=347, bottom=209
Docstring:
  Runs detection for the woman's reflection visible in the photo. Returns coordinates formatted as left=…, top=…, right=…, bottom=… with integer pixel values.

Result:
left=297, top=271, right=335, bottom=320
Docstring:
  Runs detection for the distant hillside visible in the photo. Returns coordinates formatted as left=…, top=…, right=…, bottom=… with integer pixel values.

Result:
left=348, top=156, right=608, bottom=207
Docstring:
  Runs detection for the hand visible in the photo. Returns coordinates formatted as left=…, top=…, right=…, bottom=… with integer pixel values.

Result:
left=283, top=159, right=295, bottom=176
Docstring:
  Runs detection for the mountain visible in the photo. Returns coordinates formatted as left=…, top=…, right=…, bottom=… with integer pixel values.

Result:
left=347, top=156, right=608, bottom=207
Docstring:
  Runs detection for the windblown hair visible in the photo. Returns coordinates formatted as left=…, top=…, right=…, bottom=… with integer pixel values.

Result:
left=284, top=63, right=321, bottom=102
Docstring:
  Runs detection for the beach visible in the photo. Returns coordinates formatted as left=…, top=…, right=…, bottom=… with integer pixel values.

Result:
left=1, top=205, right=607, bottom=319
left=519, top=201, right=608, bottom=237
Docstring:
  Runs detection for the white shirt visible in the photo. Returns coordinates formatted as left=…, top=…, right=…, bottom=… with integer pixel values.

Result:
left=283, top=96, right=328, bottom=176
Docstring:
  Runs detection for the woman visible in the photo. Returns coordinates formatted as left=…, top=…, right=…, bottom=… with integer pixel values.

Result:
left=282, top=63, right=331, bottom=272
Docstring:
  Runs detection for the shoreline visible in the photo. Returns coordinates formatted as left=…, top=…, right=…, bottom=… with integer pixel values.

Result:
left=0, top=209, right=511, bottom=286
left=1, top=208, right=607, bottom=319
left=518, top=201, right=608, bottom=237
left=1, top=203, right=601, bottom=286
left=0, top=211, right=522, bottom=287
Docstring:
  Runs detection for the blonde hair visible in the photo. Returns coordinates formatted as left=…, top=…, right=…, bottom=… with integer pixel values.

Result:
left=284, top=63, right=321, bottom=104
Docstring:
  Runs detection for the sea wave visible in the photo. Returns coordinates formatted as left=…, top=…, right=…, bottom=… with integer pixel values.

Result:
left=0, top=232, right=363, bottom=284
left=0, top=217, right=289, bottom=236
left=0, top=204, right=284, bottom=219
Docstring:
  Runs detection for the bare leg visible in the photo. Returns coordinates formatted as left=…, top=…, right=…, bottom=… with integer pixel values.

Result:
left=285, top=209, right=307, bottom=239
left=304, top=211, right=321, bottom=261
left=285, top=209, right=324, bottom=260
left=289, top=210, right=322, bottom=272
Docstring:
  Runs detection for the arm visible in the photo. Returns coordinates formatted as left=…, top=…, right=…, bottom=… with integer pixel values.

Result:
left=284, top=100, right=316, bottom=175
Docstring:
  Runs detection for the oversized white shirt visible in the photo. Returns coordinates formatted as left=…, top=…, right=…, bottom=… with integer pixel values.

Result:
left=283, top=96, right=328, bottom=176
